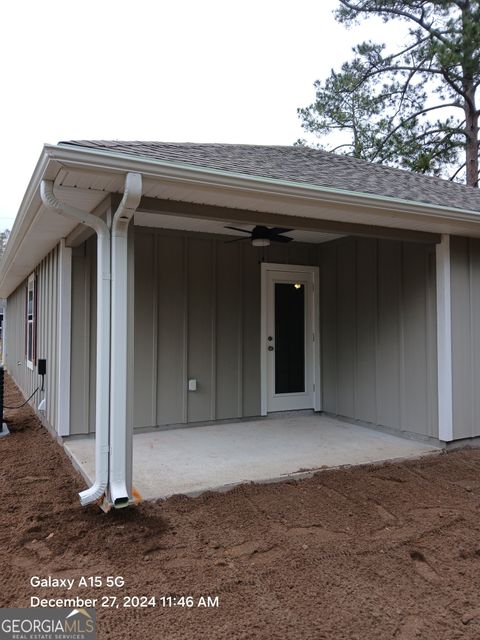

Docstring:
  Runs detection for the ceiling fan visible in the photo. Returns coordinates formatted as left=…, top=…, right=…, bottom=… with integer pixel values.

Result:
left=225, top=225, right=293, bottom=247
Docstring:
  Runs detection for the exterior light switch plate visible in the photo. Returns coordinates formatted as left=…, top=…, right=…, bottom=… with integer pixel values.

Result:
left=188, top=379, right=197, bottom=391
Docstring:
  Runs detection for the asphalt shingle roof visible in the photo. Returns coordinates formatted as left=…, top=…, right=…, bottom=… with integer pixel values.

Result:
left=60, top=140, right=480, bottom=213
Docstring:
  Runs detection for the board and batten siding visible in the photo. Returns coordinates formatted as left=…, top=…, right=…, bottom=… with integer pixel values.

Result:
left=134, top=227, right=320, bottom=428
left=69, top=228, right=320, bottom=433
left=450, top=236, right=480, bottom=440
left=69, top=227, right=438, bottom=439
left=320, top=237, right=438, bottom=438
left=4, top=245, right=61, bottom=432
left=69, top=237, right=97, bottom=435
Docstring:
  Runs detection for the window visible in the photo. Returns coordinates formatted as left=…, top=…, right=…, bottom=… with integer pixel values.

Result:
left=26, top=273, right=36, bottom=369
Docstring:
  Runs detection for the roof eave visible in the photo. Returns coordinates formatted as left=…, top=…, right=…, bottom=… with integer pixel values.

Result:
left=51, top=143, right=480, bottom=222
left=1, top=142, right=480, bottom=297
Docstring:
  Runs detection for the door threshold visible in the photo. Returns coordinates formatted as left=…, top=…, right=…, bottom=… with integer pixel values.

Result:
left=265, top=409, right=317, bottom=419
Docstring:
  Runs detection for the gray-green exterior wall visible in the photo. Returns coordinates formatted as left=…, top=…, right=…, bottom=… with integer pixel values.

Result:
left=321, top=237, right=438, bottom=439
left=4, top=244, right=60, bottom=432
left=68, top=228, right=438, bottom=439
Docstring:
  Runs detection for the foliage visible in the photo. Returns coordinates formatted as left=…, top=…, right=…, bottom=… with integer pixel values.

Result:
left=298, top=1, right=480, bottom=186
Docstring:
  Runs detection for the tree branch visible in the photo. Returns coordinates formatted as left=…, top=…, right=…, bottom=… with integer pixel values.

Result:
left=330, top=143, right=356, bottom=152
left=449, top=161, right=467, bottom=181
left=412, top=124, right=467, bottom=141
left=338, top=1, right=451, bottom=46
left=370, top=103, right=462, bottom=160
left=380, top=34, right=432, bottom=62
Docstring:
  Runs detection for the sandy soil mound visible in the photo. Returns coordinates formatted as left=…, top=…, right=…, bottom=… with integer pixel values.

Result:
left=2, top=374, right=480, bottom=639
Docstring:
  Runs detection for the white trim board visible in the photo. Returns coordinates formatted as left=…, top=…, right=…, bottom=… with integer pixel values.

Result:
left=436, top=234, right=453, bottom=442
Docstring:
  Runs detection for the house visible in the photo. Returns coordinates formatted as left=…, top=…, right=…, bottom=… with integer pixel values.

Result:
left=1, top=140, right=480, bottom=507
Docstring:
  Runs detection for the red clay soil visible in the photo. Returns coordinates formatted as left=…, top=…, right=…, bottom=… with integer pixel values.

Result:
left=2, top=375, right=480, bottom=639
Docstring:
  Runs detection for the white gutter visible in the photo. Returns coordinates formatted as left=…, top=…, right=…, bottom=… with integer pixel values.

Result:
left=109, top=173, right=142, bottom=508
left=40, top=180, right=111, bottom=506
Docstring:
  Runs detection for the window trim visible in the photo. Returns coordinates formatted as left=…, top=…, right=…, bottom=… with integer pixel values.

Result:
left=26, top=272, right=36, bottom=370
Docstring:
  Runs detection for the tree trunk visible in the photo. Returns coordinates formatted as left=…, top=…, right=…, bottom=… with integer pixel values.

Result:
left=462, top=2, right=478, bottom=188
left=464, top=97, right=479, bottom=188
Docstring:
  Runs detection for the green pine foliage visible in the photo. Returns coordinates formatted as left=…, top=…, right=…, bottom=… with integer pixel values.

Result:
left=298, top=1, right=480, bottom=186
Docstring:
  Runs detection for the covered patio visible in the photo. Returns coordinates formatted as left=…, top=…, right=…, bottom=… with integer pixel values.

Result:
left=64, top=414, right=439, bottom=500
left=5, top=141, right=480, bottom=509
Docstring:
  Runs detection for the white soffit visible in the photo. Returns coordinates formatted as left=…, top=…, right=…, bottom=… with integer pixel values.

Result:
left=59, top=166, right=480, bottom=238
left=134, top=211, right=343, bottom=244
left=0, top=185, right=108, bottom=297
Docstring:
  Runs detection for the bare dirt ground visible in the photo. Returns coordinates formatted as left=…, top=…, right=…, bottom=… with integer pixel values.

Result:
left=2, top=375, right=480, bottom=639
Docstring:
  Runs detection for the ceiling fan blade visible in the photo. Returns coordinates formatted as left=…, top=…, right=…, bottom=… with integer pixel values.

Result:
left=269, top=227, right=293, bottom=235
left=224, top=236, right=250, bottom=243
left=224, top=226, right=252, bottom=234
left=271, top=235, right=293, bottom=243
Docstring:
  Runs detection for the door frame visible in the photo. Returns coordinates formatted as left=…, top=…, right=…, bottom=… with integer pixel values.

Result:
left=260, top=262, right=321, bottom=415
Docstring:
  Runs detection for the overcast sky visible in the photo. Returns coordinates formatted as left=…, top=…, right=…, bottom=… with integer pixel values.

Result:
left=1, top=0, right=406, bottom=229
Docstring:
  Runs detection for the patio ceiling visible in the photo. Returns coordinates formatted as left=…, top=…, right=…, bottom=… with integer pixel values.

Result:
left=133, top=211, right=343, bottom=244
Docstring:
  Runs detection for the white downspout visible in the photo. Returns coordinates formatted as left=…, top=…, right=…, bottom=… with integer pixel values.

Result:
left=109, top=173, right=142, bottom=507
left=40, top=180, right=111, bottom=505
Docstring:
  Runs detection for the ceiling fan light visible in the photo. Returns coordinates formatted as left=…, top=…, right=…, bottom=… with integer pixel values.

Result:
left=252, top=238, right=270, bottom=247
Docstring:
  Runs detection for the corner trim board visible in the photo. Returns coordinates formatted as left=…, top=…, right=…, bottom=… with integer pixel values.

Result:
left=436, top=234, right=454, bottom=441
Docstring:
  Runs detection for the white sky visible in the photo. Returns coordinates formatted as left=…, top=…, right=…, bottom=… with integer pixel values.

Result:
left=0, top=0, right=407, bottom=229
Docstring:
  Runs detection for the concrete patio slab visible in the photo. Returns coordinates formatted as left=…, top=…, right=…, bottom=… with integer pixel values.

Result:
left=64, top=415, right=440, bottom=501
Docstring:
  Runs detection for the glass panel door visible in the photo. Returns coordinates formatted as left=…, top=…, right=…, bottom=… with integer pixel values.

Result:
left=274, top=282, right=305, bottom=394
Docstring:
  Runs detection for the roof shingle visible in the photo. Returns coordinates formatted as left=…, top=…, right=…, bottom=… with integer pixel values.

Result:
left=60, top=140, right=480, bottom=212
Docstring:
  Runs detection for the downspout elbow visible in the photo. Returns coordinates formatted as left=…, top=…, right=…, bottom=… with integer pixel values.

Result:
left=40, top=181, right=109, bottom=238
left=112, top=172, right=142, bottom=234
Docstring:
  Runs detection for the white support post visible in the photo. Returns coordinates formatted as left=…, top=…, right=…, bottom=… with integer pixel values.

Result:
left=56, top=239, right=72, bottom=436
left=436, top=234, right=454, bottom=442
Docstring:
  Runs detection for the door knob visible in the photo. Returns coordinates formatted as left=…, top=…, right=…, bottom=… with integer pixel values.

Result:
left=267, top=336, right=273, bottom=342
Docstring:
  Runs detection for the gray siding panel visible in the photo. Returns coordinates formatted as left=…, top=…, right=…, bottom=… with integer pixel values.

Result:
left=135, top=228, right=317, bottom=427
left=336, top=240, right=356, bottom=418
left=5, top=245, right=61, bottom=433
left=134, top=232, right=157, bottom=427
left=74, top=226, right=437, bottom=438
left=450, top=236, right=480, bottom=439
left=242, top=243, right=261, bottom=417
left=320, top=244, right=338, bottom=413
left=187, top=238, right=214, bottom=422
left=320, top=237, right=437, bottom=438
left=156, top=235, right=187, bottom=425
left=376, top=241, right=402, bottom=429
left=70, top=241, right=93, bottom=435
left=216, top=242, right=242, bottom=420
left=355, top=238, right=377, bottom=423
left=402, top=244, right=430, bottom=434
